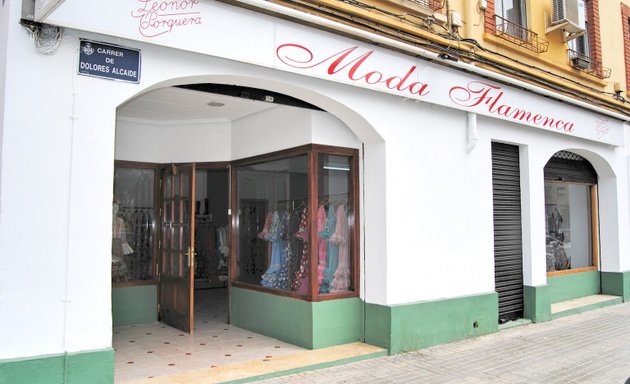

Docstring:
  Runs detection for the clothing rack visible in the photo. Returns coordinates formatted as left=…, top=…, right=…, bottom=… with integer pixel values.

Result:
left=118, top=207, right=154, bottom=281
left=319, top=192, right=350, bottom=207
left=194, top=218, right=229, bottom=286
left=275, top=197, right=307, bottom=210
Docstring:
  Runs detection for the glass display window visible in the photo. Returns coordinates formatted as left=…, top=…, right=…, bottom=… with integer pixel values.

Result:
left=544, top=151, right=599, bottom=275
left=112, top=162, right=158, bottom=285
left=231, top=145, right=359, bottom=301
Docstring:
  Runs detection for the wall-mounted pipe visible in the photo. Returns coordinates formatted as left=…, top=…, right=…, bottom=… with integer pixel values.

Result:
left=467, top=112, right=478, bottom=152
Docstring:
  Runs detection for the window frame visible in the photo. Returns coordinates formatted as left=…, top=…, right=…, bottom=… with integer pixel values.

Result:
left=112, top=160, right=161, bottom=287
left=544, top=181, right=599, bottom=277
left=229, top=144, right=361, bottom=302
left=495, top=0, right=528, bottom=29
left=567, top=0, right=608, bottom=78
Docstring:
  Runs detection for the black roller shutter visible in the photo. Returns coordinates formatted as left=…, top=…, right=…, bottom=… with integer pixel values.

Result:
left=492, top=142, right=524, bottom=323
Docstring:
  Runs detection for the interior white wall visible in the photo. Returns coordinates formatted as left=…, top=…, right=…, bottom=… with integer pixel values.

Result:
left=115, top=119, right=159, bottom=162
left=115, top=118, right=231, bottom=163
left=158, top=122, right=231, bottom=163
left=231, top=105, right=312, bottom=160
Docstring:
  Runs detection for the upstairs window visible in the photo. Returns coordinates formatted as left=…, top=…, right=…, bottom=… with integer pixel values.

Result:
left=495, top=0, right=527, bottom=30
left=491, top=0, right=549, bottom=53
left=567, top=0, right=609, bottom=78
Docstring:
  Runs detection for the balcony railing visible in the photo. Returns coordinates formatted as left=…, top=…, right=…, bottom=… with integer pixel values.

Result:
left=567, top=49, right=611, bottom=79
left=405, top=0, right=444, bottom=12
left=494, top=15, right=549, bottom=53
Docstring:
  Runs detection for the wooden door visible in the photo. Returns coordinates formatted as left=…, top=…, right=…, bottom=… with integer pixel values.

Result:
left=159, top=164, right=196, bottom=333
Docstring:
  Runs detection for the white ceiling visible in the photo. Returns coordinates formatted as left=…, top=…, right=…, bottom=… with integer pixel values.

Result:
left=116, top=86, right=279, bottom=122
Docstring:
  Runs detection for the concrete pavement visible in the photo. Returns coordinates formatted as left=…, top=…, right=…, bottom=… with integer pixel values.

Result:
left=254, top=302, right=630, bottom=384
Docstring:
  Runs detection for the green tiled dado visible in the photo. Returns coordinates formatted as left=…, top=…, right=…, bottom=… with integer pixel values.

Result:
left=0, top=349, right=114, bottom=384
left=365, top=292, right=499, bottom=354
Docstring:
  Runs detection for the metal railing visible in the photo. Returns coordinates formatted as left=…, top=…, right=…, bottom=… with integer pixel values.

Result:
left=567, top=49, right=611, bottom=79
left=494, top=14, right=549, bottom=53
left=406, top=0, right=444, bottom=11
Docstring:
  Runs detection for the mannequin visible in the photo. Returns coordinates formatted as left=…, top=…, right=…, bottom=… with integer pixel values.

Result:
left=112, top=200, right=133, bottom=281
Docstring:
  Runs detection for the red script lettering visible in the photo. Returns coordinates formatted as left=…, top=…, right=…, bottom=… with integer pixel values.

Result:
left=276, top=44, right=430, bottom=97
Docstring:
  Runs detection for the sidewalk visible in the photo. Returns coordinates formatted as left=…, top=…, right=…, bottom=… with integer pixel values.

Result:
left=255, top=302, right=630, bottom=384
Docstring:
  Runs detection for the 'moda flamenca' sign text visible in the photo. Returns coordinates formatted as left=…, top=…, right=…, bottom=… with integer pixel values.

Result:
left=276, top=43, right=578, bottom=136
left=449, top=81, right=575, bottom=132
left=276, top=43, right=431, bottom=97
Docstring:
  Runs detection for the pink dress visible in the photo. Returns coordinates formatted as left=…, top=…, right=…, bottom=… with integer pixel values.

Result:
left=316, top=204, right=328, bottom=287
left=330, top=205, right=350, bottom=292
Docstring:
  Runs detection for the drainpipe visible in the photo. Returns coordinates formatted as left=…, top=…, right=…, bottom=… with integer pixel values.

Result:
left=232, top=0, right=629, bottom=123
left=462, top=0, right=476, bottom=38
left=467, top=112, right=478, bottom=152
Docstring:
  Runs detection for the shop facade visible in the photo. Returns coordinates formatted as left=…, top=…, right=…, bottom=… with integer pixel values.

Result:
left=1, top=0, right=630, bottom=382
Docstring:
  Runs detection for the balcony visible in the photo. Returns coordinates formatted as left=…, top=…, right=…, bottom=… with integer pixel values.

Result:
left=494, top=14, right=549, bottom=53
left=567, top=49, right=611, bottom=79
left=405, top=0, right=443, bottom=11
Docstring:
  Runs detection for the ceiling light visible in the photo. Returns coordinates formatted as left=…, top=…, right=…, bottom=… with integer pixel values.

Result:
left=207, top=101, right=225, bottom=107
left=323, top=164, right=350, bottom=171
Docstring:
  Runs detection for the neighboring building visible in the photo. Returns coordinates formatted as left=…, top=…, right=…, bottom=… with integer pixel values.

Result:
left=1, top=0, right=630, bottom=382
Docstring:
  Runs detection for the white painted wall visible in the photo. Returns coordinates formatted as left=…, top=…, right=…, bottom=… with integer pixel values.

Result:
left=1, top=0, right=629, bottom=362
left=0, top=20, right=385, bottom=360
left=375, top=99, right=497, bottom=303
left=0, top=9, right=126, bottom=358
left=480, top=115, right=629, bottom=284
left=311, top=110, right=361, bottom=149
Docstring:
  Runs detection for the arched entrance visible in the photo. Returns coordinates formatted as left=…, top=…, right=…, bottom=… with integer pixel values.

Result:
left=543, top=149, right=624, bottom=318
left=111, top=81, right=376, bottom=382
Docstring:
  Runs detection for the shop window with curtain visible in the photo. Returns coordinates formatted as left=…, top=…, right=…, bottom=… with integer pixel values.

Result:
left=112, top=162, right=158, bottom=284
left=544, top=151, right=598, bottom=275
left=232, top=145, right=358, bottom=301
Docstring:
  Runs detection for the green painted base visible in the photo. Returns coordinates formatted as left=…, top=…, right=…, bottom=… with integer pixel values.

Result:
left=112, top=285, right=157, bottom=326
left=551, top=296, right=623, bottom=320
left=366, top=292, right=499, bottom=354
left=523, top=284, right=551, bottom=323
left=601, top=271, right=630, bottom=302
left=548, top=271, right=600, bottom=303
left=0, top=348, right=114, bottom=384
left=230, top=287, right=362, bottom=349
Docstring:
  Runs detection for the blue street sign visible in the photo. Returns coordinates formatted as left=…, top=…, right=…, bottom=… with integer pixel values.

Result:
left=78, top=40, right=141, bottom=83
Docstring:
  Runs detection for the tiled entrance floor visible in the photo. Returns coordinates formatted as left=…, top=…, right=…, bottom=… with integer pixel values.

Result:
left=113, top=288, right=306, bottom=383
